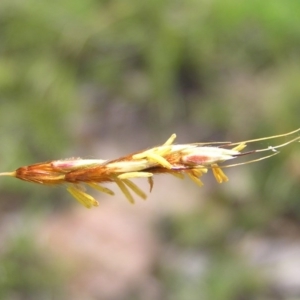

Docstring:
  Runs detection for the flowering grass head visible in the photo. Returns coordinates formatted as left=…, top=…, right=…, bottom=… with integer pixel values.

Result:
left=1, top=128, right=300, bottom=208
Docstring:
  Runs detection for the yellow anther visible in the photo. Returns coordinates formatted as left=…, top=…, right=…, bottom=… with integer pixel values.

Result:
left=117, top=172, right=153, bottom=179
left=163, top=133, right=177, bottom=146
left=123, top=179, right=147, bottom=200
left=188, top=173, right=204, bottom=187
left=114, top=177, right=135, bottom=204
left=232, top=142, right=247, bottom=152
left=146, top=153, right=172, bottom=169
left=211, top=164, right=229, bottom=183
left=67, top=185, right=99, bottom=208
left=88, top=182, right=115, bottom=195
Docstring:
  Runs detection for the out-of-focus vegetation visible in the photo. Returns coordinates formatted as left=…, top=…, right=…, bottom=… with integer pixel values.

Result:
left=1, top=0, right=300, bottom=299
left=0, top=233, right=65, bottom=299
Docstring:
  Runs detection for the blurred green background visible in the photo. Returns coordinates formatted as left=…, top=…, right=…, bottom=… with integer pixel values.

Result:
left=1, top=0, right=300, bottom=299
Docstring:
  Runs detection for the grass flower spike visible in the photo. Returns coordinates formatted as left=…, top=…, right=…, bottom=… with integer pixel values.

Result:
left=1, top=128, right=300, bottom=208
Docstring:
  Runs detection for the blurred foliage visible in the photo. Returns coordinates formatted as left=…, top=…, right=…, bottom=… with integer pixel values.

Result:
left=1, top=0, right=300, bottom=298
left=0, top=233, right=65, bottom=299
left=159, top=249, right=267, bottom=300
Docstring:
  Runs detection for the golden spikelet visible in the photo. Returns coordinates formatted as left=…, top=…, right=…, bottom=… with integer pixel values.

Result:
left=1, top=128, right=299, bottom=208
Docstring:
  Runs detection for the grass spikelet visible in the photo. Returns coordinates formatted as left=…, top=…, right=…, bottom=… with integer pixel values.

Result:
left=1, top=128, right=300, bottom=208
